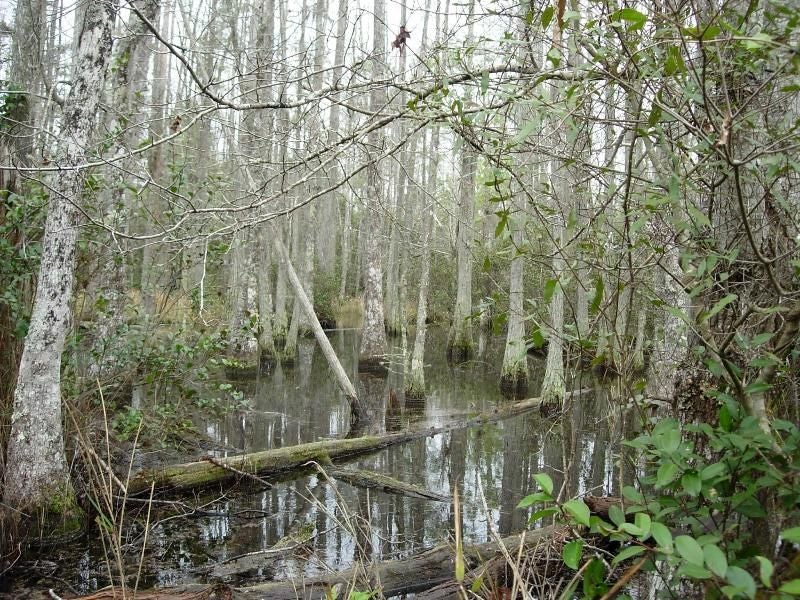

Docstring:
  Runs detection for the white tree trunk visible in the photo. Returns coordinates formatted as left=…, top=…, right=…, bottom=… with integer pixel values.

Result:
left=406, top=129, right=436, bottom=398
left=448, top=143, right=476, bottom=361
left=501, top=221, right=528, bottom=396
left=3, top=0, right=118, bottom=510
left=358, top=0, right=388, bottom=367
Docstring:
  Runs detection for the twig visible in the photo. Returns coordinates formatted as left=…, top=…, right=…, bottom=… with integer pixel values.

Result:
left=598, top=556, right=648, bottom=600
left=201, top=455, right=272, bottom=488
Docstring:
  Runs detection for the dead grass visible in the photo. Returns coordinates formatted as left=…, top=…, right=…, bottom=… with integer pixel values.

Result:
left=334, top=296, right=363, bottom=328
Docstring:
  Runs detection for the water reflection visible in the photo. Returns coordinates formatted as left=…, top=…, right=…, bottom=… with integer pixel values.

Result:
left=36, top=329, right=635, bottom=593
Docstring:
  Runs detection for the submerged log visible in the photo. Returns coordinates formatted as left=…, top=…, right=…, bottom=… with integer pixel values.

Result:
left=128, top=389, right=589, bottom=495
left=320, top=464, right=451, bottom=502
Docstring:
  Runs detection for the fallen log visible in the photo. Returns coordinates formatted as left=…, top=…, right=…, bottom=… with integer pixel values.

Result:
left=320, top=464, right=451, bottom=502
left=234, top=526, right=566, bottom=599
left=128, top=389, right=589, bottom=495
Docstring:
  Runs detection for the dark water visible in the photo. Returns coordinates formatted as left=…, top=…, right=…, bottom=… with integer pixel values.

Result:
left=7, top=328, right=631, bottom=595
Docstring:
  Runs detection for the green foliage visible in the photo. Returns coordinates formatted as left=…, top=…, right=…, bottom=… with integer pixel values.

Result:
left=0, top=84, right=29, bottom=132
left=313, top=269, right=341, bottom=327
left=111, top=406, right=143, bottom=440
left=519, top=403, right=800, bottom=599
left=0, top=189, right=45, bottom=338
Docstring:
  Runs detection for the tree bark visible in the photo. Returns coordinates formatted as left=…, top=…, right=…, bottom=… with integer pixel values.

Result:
left=448, top=142, right=476, bottom=361
left=3, top=0, right=119, bottom=511
left=358, top=0, right=389, bottom=367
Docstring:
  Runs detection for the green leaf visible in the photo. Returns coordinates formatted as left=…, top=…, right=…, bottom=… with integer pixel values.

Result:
left=726, top=566, right=756, bottom=599
left=612, top=545, right=646, bottom=566
left=480, top=70, right=489, bottom=95
left=613, top=8, right=647, bottom=31
left=681, top=471, right=702, bottom=496
left=622, top=486, right=644, bottom=504
left=563, top=540, right=583, bottom=569
left=541, top=5, right=554, bottom=29
left=590, top=277, right=604, bottom=314
left=755, top=556, right=773, bottom=588
left=744, top=380, right=772, bottom=395
left=703, top=544, right=728, bottom=578
left=518, top=492, right=551, bottom=508
left=675, top=535, right=704, bottom=566
left=778, top=580, right=800, bottom=595
left=749, top=332, right=773, bottom=347
left=534, top=473, right=554, bottom=496
left=620, top=522, right=644, bottom=536
left=583, top=559, right=608, bottom=598
left=659, top=428, right=681, bottom=453
left=700, top=294, right=737, bottom=324
left=529, top=507, right=559, bottom=523
left=688, top=204, right=711, bottom=229
left=782, top=527, right=800, bottom=543
left=544, top=279, right=558, bottom=304
left=634, top=513, right=651, bottom=538
left=608, top=504, right=625, bottom=526
left=664, top=45, right=686, bottom=75
left=651, top=522, right=673, bottom=552
left=563, top=499, right=591, bottom=527
left=494, top=211, right=508, bottom=237
left=656, top=463, right=679, bottom=488
left=734, top=496, right=766, bottom=518
left=679, top=563, right=713, bottom=579
left=701, top=462, right=727, bottom=480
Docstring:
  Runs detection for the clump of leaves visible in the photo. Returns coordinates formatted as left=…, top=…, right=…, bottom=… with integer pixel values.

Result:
left=519, top=401, right=800, bottom=599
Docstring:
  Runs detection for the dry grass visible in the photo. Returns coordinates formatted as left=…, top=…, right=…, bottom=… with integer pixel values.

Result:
left=74, top=290, right=196, bottom=324
left=334, top=296, right=363, bottom=328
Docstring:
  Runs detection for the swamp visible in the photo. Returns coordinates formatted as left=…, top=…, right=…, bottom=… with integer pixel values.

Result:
left=1, top=0, right=800, bottom=598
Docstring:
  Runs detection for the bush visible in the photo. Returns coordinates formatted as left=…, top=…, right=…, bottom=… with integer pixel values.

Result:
left=520, top=399, right=800, bottom=599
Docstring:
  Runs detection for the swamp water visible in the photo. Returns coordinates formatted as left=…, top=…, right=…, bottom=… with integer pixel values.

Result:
left=5, top=328, right=632, bottom=596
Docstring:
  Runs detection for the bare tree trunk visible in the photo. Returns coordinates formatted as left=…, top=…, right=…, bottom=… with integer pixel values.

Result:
left=358, top=0, right=388, bottom=368
left=447, top=142, right=476, bottom=361
left=88, top=0, right=160, bottom=379
left=141, top=0, right=172, bottom=317
left=3, top=0, right=118, bottom=512
left=500, top=220, right=528, bottom=396
left=406, top=129, right=436, bottom=398
left=540, top=12, right=568, bottom=404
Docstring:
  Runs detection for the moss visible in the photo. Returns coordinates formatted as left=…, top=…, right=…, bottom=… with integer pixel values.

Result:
left=500, top=362, right=528, bottom=399
left=404, top=376, right=427, bottom=399
left=26, top=483, right=86, bottom=541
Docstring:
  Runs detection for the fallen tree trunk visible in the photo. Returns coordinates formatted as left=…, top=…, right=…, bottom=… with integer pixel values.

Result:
left=234, top=526, right=566, bottom=599
left=320, top=464, right=451, bottom=502
left=128, top=389, right=589, bottom=495
left=68, top=528, right=563, bottom=600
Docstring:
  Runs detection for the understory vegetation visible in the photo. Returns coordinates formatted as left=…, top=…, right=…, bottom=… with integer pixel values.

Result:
left=1, top=0, right=799, bottom=597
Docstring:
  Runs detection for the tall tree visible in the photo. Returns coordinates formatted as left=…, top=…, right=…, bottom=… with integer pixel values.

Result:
left=358, top=0, right=388, bottom=368
left=3, top=0, right=119, bottom=511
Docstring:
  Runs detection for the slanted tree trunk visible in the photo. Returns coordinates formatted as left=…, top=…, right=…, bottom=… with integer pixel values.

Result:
left=274, top=237, right=360, bottom=411
left=3, top=0, right=118, bottom=513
